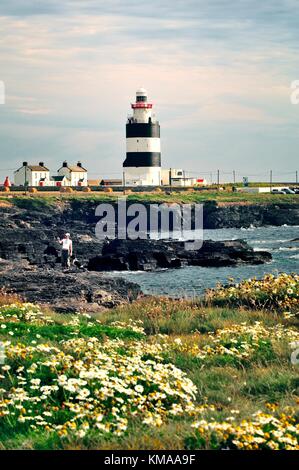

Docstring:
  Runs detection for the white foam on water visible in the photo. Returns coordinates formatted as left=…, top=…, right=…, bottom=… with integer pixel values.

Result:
left=278, top=247, right=299, bottom=251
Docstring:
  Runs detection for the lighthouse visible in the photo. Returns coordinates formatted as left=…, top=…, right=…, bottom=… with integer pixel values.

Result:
left=123, top=88, right=161, bottom=186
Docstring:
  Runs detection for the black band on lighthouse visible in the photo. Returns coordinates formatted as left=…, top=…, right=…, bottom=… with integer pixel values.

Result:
left=126, top=123, right=160, bottom=138
left=123, top=152, right=161, bottom=167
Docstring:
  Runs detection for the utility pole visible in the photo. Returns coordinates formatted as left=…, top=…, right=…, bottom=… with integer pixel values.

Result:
left=233, top=170, right=236, bottom=185
left=270, top=169, right=273, bottom=191
left=169, top=168, right=172, bottom=192
left=183, top=170, right=186, bottom=187
left=296, top=170, right=298, bottom=185
left=217, top=169, right=220, bottom=190
left=24, top=164, right=28, bottom=194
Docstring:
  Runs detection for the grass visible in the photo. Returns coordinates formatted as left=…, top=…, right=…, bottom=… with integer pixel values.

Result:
left=1, top=190, right=298, bottom=206
left=0, top=293, right=298, bottom=450
left=0, top=321, right=143, bottom=343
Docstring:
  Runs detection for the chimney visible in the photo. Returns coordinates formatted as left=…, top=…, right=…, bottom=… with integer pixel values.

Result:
left=77, top=161, right=82, bottom=168
left=39, top=162, right=44, bottom=167
left=62, top=161, right=67, bottom=167
left=23, top=161, right=28, bottom=166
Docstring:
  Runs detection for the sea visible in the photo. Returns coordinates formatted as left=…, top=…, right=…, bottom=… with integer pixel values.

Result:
left=105, top=225, right=299, bottom=298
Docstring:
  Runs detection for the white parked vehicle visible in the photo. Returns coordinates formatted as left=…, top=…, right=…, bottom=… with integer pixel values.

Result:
left=271, top=189, right=285, bottom=194
left=271, top=187, right=296, bottom=194
left=281, top=188, right=295, bottom=194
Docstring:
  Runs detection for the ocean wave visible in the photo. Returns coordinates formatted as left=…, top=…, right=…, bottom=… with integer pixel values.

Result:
left=251, top=239, right=290, bottom=244
left=278, top=247, right=299, bottom=251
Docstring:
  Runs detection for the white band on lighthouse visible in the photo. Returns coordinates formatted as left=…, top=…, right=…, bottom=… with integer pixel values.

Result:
left=126, top=137, right=161, bottom=153
left=123, top=88, right=161, bottom=186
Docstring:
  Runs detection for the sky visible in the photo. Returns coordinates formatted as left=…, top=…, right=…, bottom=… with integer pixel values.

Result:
left=0, top=0, right=298, bottom=183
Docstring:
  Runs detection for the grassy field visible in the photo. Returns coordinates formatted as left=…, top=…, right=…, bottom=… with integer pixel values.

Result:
left=0, top=274, right=298, bottom=450
left=1, top=190, right=299, bottom=207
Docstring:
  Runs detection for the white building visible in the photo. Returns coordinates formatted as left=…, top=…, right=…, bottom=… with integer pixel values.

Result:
left=123, top=88, right=161, bottom=186
left=161, top=168, right=207, bottom=187
left=14, top=162, right=50, bottom=187
left=236, top=187, right=271, bottom=193
left=161, top=169, right=183, bottom=185
left=57, top=161, right=88, bottom=186
left=50, top=175, right=70, bottom=187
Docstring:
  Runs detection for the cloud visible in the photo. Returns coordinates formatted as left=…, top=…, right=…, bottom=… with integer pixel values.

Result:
left=0, top=0, right=298, bottom=180
left=18, top=107, right=52, bottom=115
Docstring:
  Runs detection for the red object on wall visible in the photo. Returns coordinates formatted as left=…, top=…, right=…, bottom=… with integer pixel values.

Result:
left=39, top=181, right=44, bottom=187
left=56, top=182, right=62, bottom=187
left=3, top=176, right=11, bottom=187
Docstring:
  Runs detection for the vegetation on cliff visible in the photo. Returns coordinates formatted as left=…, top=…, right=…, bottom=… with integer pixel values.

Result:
left=1, top=190, right=299, bottom=208
left=205, top=273, right=299, bottom=312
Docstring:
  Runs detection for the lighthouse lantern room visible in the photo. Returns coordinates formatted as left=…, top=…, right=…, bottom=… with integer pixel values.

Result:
left=123, top=88, right=161, bottom=186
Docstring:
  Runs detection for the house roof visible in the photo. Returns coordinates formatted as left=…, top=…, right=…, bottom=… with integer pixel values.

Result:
left=28, top=165, right=49, bottom=171
left=69, top=165, right=87, bottom=172
left=100, top=179, right=122, bottom=185
left=88, top=179, right=100, bottom=186
left=15, top=164, right=49, bottom=173
left=58, top=165, right=87, bottom=172
left=51, top=175, right=67, bottom=181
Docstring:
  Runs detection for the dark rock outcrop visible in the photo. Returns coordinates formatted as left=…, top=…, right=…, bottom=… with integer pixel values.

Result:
left=0, top=200, right=277, bottom=267
left=203, top=202, right=299, bottom=228
left=0, top=199, right=282, bottom=311
left=0, top=260, right=141, bottom=313
left=0, top=200, right=105, bottom=267
left=88, top=239, right=271, bottom=272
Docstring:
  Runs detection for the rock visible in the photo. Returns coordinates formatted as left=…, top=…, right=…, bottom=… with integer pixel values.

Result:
left=0, top=201, right=104, bottom=266
left=0, top=200, right=297, bottom=267
left=202, top=202, right=299, bottom=229
left=0, top=261, right=141, bottom=313
left=88, top=238, right=271, bottom=272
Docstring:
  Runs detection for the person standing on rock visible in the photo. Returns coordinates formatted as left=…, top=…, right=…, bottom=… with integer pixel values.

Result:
left=58, top=233, right=73, bottom=269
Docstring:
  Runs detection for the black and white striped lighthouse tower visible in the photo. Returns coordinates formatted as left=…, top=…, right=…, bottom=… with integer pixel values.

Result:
left=123, top=88, right=161, bottom=186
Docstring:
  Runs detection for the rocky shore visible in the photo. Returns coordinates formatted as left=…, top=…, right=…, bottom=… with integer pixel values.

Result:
left=88, top=238, right=271, bottom=271
left=0, top=198, right=279, bottom=311
left=0, top=260, right=140, bottom=313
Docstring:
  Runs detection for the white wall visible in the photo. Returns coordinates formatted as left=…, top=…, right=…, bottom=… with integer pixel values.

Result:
left=126, top=137, right=161, bottom=153
left=57, top=167, right=88, bottom=186
left=124, top=167, right=161, bottom=186
left=133, top=107, right=152, bottom=123
left=14, top=167, right=49, bottom=186
left=70, top=171, right=88, bottom=186
left=237, top=187, right=271, bottom=193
